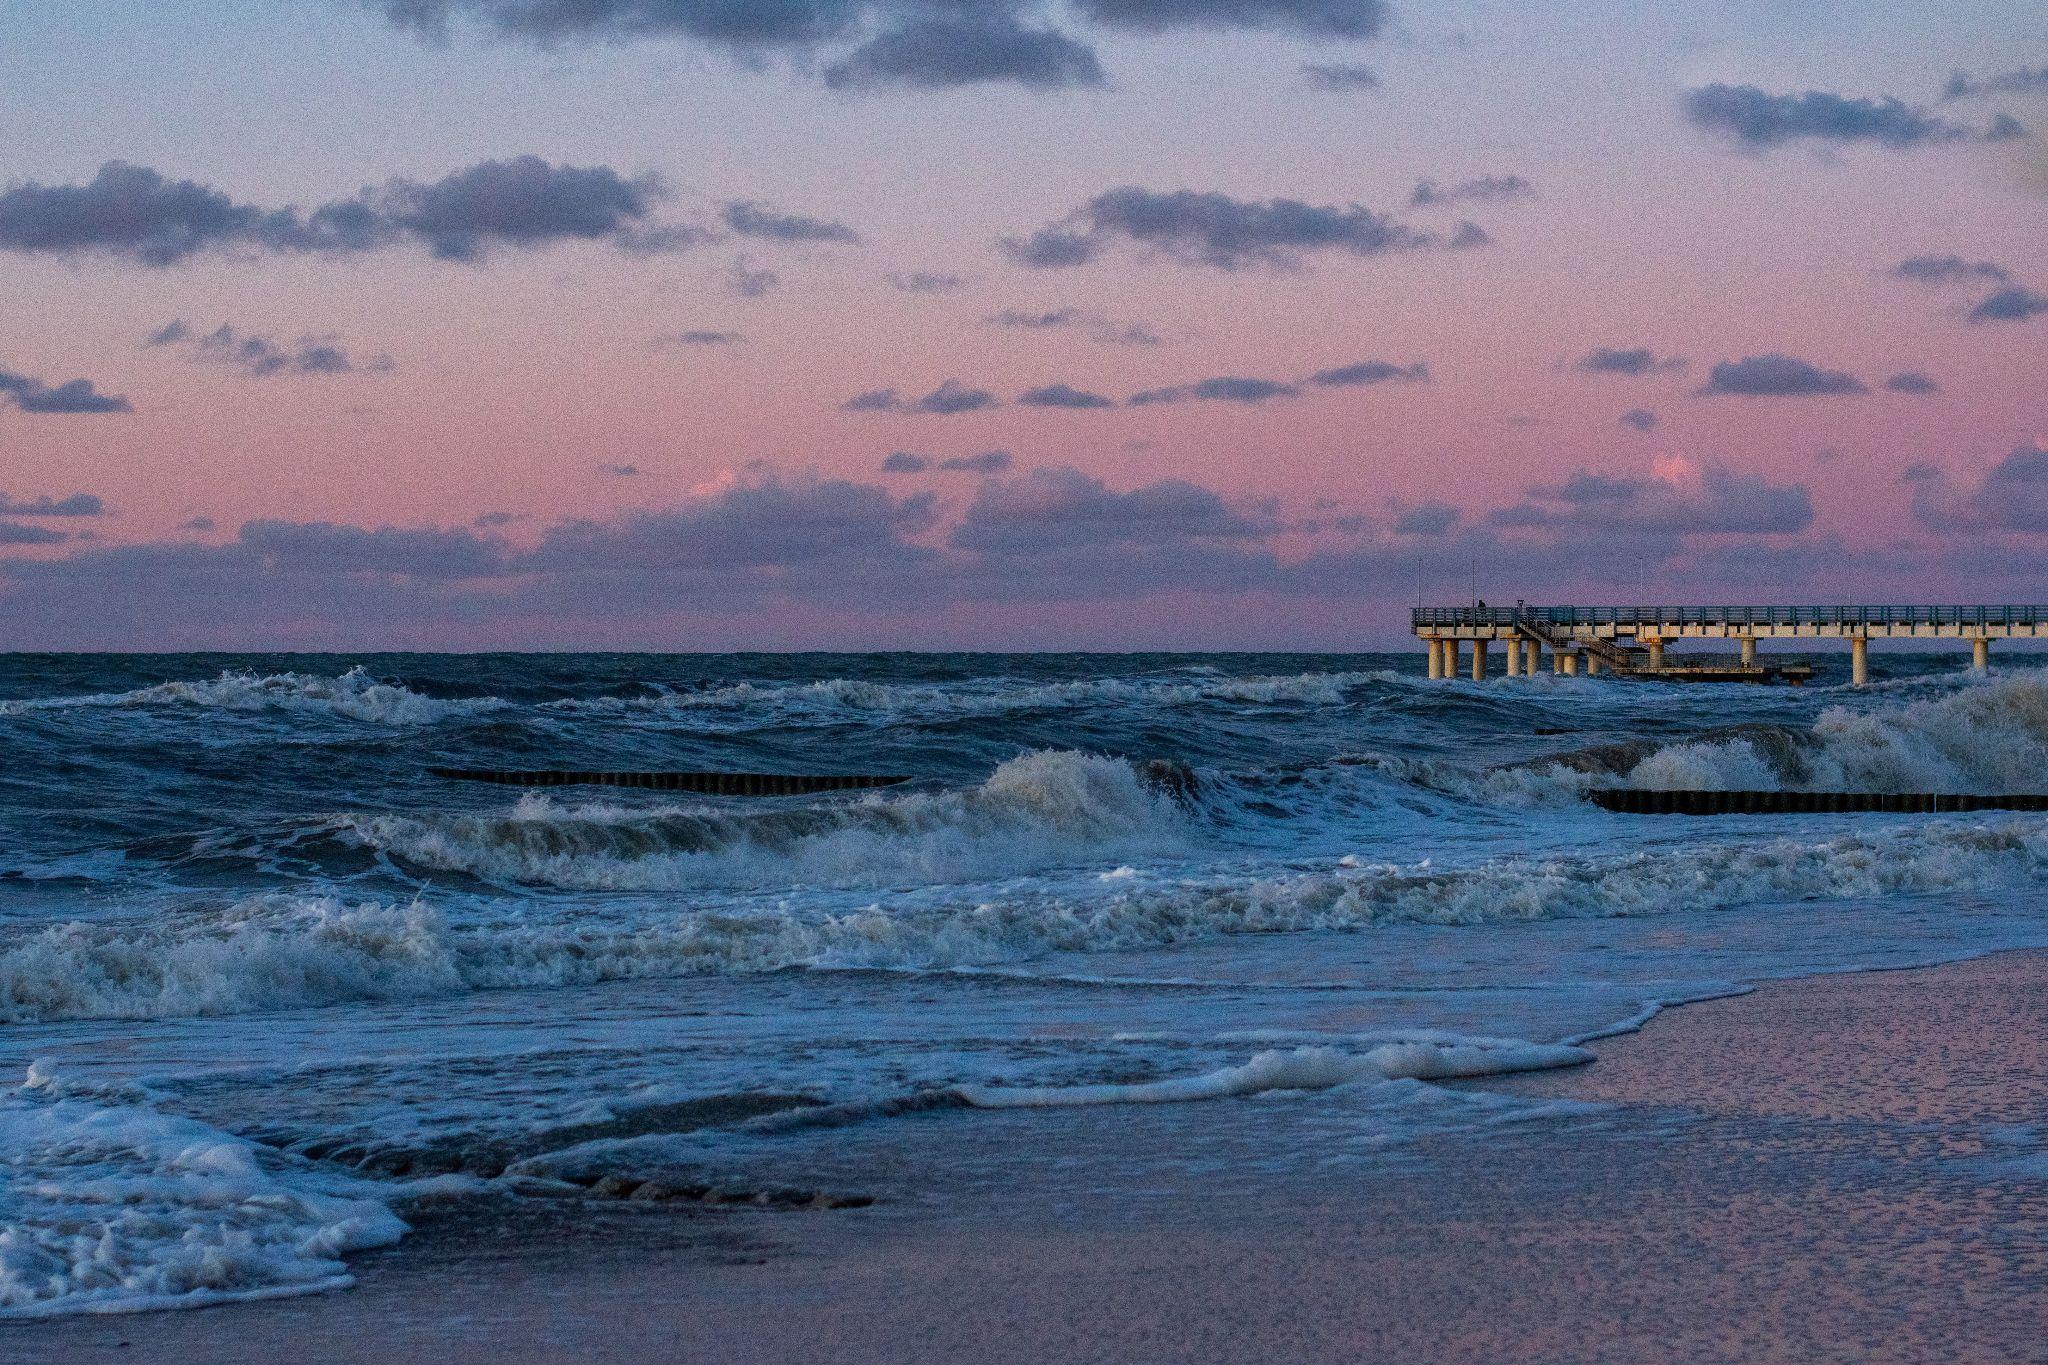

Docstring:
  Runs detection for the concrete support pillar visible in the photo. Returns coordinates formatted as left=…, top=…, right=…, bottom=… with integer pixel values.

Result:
left=1646, top=638, right=1666, bottom=670
left=1552, top=648, right=1564, bottom=676
left=1739, top=636, right=1757, bottom=667
left=1426, top=638, right=1443, bottom=680
left=1471, top=642, right=1488, bottom=682
left=1851, top=636, right=1869, bottom=688
left=1562, top=653, right=1580, bottom=677
left=1523, top=639, right=1540, bottom=676
left=1973, top=637, right=1990, bottom=673
left=1585, top=653, right=1603, bottom=676
left=1505, top=638, right=1521, bottom=676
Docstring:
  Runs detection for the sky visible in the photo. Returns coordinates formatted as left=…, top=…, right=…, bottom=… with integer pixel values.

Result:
left=0, top=0, right=2044, bottom=650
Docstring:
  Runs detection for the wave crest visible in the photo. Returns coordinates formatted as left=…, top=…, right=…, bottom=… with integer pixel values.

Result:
left=0, top=667, right=500, bottom=726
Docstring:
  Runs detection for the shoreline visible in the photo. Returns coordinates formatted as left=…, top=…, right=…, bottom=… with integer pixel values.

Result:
left=21, top=948, right=2048, bottom=1364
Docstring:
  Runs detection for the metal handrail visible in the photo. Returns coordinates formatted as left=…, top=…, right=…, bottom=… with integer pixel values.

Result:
left=1412, top=605, right=2048, bottom=628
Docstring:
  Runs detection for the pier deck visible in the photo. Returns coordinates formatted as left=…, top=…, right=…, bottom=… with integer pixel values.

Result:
left=1412, top=605, right=2046, bottom=686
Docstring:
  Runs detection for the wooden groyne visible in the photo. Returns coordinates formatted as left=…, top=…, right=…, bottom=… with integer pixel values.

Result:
left=1413, top=604, right=2046, bottom=686
left=429, top=769, right=912, bottom=795
left=1590, top=789, right=2048, bottom=816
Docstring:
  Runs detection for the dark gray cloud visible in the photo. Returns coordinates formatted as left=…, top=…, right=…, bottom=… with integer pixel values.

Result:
left=0, top=493, right=104, bottom=517
left=238, top=518, right=510, bottom=578
left=887, top=270, right=965, bottom=293
left=1893, top=254, right=2012, bottom=286
left=1943, top=66, right=2048, bottom=101
left=939, top=449, right=1015, bottom=473
left=599, top=463, right=641, bottom=477
left=0, top=522, right=71, bottom=546
left=1301, top=62, right=1377, bottom=91
left=1697, top=353, right=1868, bottom=397
left=951, top=465, right=1260, bottom=553
left=1908, top=444, right=2048, bottom=532
left=0, top=157, right=688, bottom=267
left=0, top=367, right=131, bottom=414
left=1493, top=465, right=1814, bottom=536
left=721, top=200, right=861, bottom=244
left=664, top=329, right=744, bottom=346
left=1883, top=371, right=1940, bottom=394
left=1020, top=382, right=1117, bottom=409
left=1392, top=502, right=1458, bottom=535
left=1307, top=360, right=1427, bottom=387
left=1968, top=286, right=2048, bottom=324
left=147, top=320, right=392, bottom=378
left=844, top=379, right=1001, bottom=414
left=1408, top=175, right=1533, bottom=208
left=1683, top=83, right=2011, bottom=150
left=1129, top=375, right=1300, bottom=406
left=881, top=451, right=930, bottom=473
left=1576, top=346, right=1685, bottom=377
left=1619, top=408, right=1658, bottom=431
left=1003, top=186, right=1460, bottom=272
left=824, top=15, right=1104, bottom=91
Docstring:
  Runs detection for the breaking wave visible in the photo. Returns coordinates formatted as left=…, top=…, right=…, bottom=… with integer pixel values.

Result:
left=9, top=814, right=2047, bottom=1024
left=342, top=750, right=1190, bottom=891
left=0, top=667, right=501, bottom=727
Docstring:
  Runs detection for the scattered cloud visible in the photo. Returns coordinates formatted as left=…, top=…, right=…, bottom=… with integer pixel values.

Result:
left=724, top=255, right=780, bottom=297
left=0, top=522, right=71, bottom=546
left=1019, top=382, right=1117, bottom=409
left=881, top=452, right=929, bottom=473
left=1301, top=62, right=1378, bottom=91
left=1307, top=360, right=1428, bottom=387
left=985, top=306, right=1161, bottom=345
left=1619, top=408, right=1659, bottom=431
left=1002, top=186, right=1467, bottom=272
left=720, top=200, right=861, bottom=244
left=599, top=463, right=641, bottom=477
left=1575, top=346, right=1686, bottom=377
left=824, top=15, right=1105, bottom=91
left=1883, top=371, right=1940, bottom=394
left=146, top=320, right=392, bottom=378
left=662, top=329, right=743, bottom=346
left=1696, top=353, right=1868, bottom=397
left=1968, top=286, right=2048, bottom=323
left=181, top=516, right=216, bottom=532
left=1892, top=254, right=2011, bottom=286
left=1129, top=375, right=1300, bottom=405
left=0, top=366, right=131, bottom=414
left=0, top=157, right=693, bottom=267
left=951, top=465, right=1262, bottom=554
left=1408, top=175, right=1534, bottom=208
left=1682, top=83, right=2015, bottom=151
left=1942, top=66, right=2048, bottom=101
left=844, top=379, right=1001, bottom=414
left=887, top=270, right=966, bottom=293
left=0, top=493, right=104, bottom=517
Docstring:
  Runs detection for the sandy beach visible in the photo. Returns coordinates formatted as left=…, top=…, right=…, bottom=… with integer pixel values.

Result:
left=21, top=948, right=2047, bottom=1365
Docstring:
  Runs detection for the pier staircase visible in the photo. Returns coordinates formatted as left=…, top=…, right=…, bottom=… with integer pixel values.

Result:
left=1514, top=619, right=1642, bottom=672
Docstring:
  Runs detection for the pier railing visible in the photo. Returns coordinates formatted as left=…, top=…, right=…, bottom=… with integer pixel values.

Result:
left=1412, top=605, right=2048, bottom=629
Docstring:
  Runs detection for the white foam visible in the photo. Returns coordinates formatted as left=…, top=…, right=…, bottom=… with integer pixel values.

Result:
left=957, top=1037, right=1589, bottom=1108
left=0, top=667, right=499, bottom=726
left=343, top=749, right=1189, bottom=891
left=10, top=813, right=2048, bottom=1024
left=0, top=1064, right=405, bottom=1319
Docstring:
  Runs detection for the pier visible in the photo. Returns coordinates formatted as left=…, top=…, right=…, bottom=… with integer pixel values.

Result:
left=1412, top=605, right=2048, bottom=687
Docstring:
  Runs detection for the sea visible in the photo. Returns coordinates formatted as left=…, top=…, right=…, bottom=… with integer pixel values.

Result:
left=4, top=649, right=2047, bottom=1319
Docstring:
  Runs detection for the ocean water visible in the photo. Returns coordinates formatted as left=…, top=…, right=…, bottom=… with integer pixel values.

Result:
left=5, top=649, right=2048, bottom=1318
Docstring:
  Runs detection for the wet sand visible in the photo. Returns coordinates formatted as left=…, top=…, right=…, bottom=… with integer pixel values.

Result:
left=19, top=950, right=2048, bottom=1365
